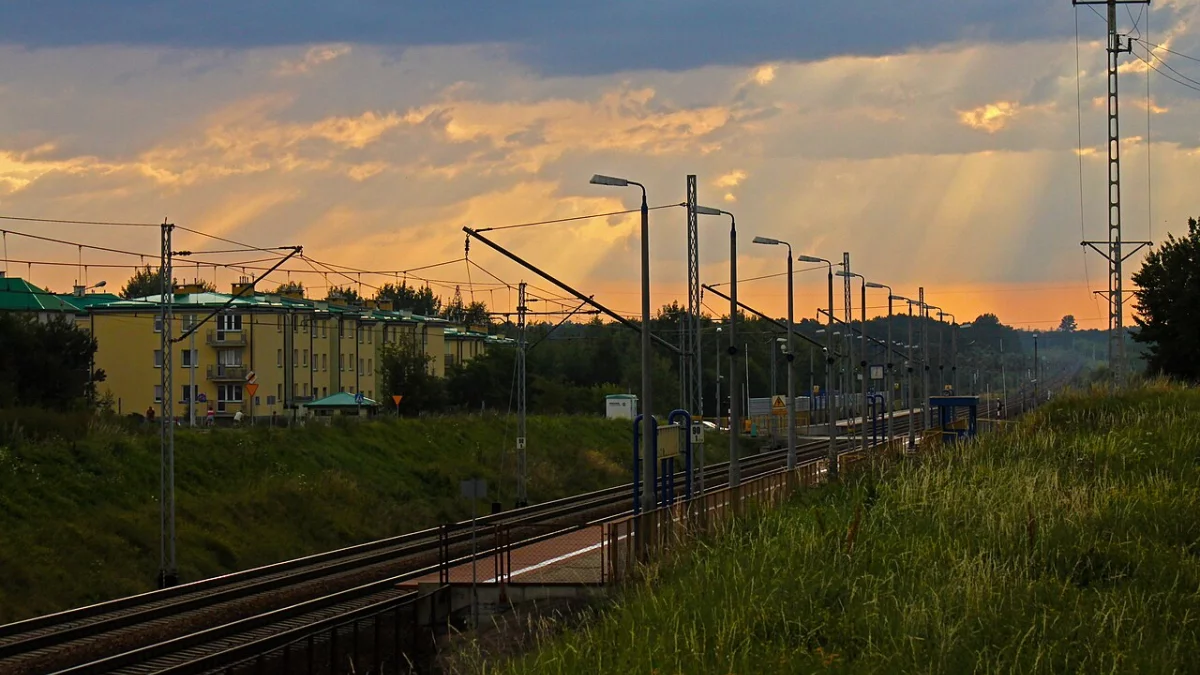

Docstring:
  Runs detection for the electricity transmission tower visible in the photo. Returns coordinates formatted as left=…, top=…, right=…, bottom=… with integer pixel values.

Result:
left=1075, top=0, right=1151, bottom=384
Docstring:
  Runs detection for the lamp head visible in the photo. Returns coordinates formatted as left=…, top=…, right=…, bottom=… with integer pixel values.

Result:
left=865, top=281, right=886, bottom=290
left=797, top=254, right=825, bottom=264
left=94, top=280, right=107, bottom=288
left=589, top=174, right=629, bottom=187
left=752, top=236, right=783, bottom=246
left=695, top=205, right=724, bottom=216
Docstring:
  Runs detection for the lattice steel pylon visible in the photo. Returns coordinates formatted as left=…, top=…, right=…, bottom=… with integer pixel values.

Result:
left=159, top=220, right=177, bottom=588
left=516, top=281, right=528, bottom=508
left=1075, top=0, right=1151, bottom=384
left=686, top=175, right=702, bottom=417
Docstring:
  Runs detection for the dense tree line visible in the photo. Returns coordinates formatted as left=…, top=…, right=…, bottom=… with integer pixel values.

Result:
left=0, top=315, right=102, bottom=409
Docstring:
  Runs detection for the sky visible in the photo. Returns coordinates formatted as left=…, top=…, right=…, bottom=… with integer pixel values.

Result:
left=1, top=1, right=1199, bottom=330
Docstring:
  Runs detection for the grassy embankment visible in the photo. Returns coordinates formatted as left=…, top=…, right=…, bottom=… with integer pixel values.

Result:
left=0, top=412, right=726, bottom=623
left=496, top=384, right=1200, bottom=674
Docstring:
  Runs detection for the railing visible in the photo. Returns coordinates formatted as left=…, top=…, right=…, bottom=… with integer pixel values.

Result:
left=206, top=364, right=247, bottom=381
left=206, top=329, right=247, bottom=346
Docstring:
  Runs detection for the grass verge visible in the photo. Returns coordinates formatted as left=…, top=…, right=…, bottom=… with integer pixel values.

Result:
left=494, top=383, right=1200, bottom=674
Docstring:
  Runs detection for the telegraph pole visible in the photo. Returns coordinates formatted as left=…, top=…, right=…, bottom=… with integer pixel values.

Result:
left=1075, top=0, right=1151, bottom=384
left=516, top=282, right=528, bottom=508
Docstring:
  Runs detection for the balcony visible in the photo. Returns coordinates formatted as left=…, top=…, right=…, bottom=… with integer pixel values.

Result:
left=207, top=364, right=248, bottom=381
left=206, top=329, right=247, bottom=347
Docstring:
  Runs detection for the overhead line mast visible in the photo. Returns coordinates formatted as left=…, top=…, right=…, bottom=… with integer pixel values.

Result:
left=1074, top=0, right=1152, bottom=384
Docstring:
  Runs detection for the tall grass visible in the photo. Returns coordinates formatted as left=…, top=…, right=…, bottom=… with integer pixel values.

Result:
left=0, top=414, right=644, bottom=623
left=496, top=385, right=1200, bottom=674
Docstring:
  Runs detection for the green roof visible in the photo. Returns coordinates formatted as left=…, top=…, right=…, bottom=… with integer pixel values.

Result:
left=55, top=292, right=123, bottom=309
left=0, top=277, right=81, bottom=313
left=89, top=290, right=448, bottom=325
left=304, top=392, right=378, bottom=408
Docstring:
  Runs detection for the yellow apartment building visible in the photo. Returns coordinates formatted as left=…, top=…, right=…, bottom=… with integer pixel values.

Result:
left=80, top=282, right=454, bottom=422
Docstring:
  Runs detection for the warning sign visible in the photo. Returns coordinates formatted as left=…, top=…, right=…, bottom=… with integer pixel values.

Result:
left=246, top=383, right=259, bottom=398
left=771, top=395, right=787, bottom=416
left=392, top=395, right=403, bottom=407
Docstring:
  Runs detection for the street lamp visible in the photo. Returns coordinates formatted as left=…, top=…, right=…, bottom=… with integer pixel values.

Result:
left=894, top=294, right=918, bottom=449
left=938, top=311, right=958, bottom=394
left=1033, top=331, right=1040, bottom=402
left=866, top=281, right=895, bottom=445
left=590, top=174, right=654, bottom=514
left=696, top=205, right=741, bottom=488
left=752, top=235, right=798, bottom=471
left=837, top=270, right=868, bottom=455
left=798, top=254, right=838, bottom=478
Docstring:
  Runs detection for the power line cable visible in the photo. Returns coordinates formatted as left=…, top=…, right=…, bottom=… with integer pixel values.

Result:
left=1130, top=46, right=1200, bottom=93
left=0, top=227, right=157, bottom=258
left=1133, top=38, right=1200, bottom=64
left=1075, top=7, right=1102, bottom=320
left=0, top=215, right=160, bottom=227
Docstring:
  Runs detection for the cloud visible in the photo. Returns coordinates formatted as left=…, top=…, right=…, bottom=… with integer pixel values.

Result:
left=752, top=64, right=776, bottom=85
left=713, top=170, right=747, bottom=188
left=958, top=101, right=1021, bottom=133
left=3, top=1, right=1187, bottom=76
left=275, top=43, right=351, bottom=75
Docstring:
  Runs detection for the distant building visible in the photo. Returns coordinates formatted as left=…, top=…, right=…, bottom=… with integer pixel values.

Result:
left=67, top=278, right=508, bottom=421
left=0, top=272, right=81, bottom=322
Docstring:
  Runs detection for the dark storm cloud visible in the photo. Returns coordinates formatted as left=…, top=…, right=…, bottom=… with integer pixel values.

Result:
left=0, top=0, right=1144, bottom=75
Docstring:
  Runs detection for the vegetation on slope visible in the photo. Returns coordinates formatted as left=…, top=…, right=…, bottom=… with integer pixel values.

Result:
left=498, top=384, right=1200, bottom=674
left=0, top=415, right=640, bottom=623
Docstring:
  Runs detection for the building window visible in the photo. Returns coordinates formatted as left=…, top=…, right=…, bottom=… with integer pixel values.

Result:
left=340, top=354, right=345, bottom=371
left=349, top=386, right=355, bottom=394
left=181, top=348, right=198, bottom=368
left=293, top=382, right=299, bottom=397
left=321, top=320, right=327, bottom=338
left=367, top=328, right=372, bottom=344
left=154, top=385, right=163, bottom=403
left=339, top=322, right=345, bottom=339
left=277, top=349, right=283, bottom=368
left=303, top=349, right=309, bottom=367
left=367, top=358, right=372, bottom=373
left=358, top=358, right=364, bottom=374
left=153, top=315, right=163, bottom=333
left=358, top=327, right=363, bottom=344
left=267, top=395, right=277, bottom=405
left=303, top=382, right=309, bottom=397
left=277, top=383, right=283, bottom=401
left=218, top=314, right=242, bottom=332
left=322, top=387, right=327, bottom=397
left=277, top=315, right=283, bottom=332
left=322, top=353, right=327, bottom=371
left=181, top=385, right=197, bottom=402
left=217, top=384, right=243, bottom=412
left=293, top=349, right=298, bottom=368
left=218, top=350, right=242, bottom=366
left=154, top=349, right=163, bottom=368
left=302, top=317, right=308, bottom=333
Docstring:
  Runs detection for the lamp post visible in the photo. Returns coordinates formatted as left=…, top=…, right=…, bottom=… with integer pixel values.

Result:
left=867, top=282, right=894, bottom=445
left=837, top=270, right=867, bottom=454
left=590, top=174, right=654, bottom=515
left=753, top=236, right=797, bottom=470
left=1033, top=332, right=1040, bottom=402
left=696, top=205, right=740, bottom=488
left=895, top=295, right=915, bottom=448
left=938, top=311, right=958, bottom=394
left=715, top=326, right=722, bottom=431
left=799, top=254, right=837, bottom=478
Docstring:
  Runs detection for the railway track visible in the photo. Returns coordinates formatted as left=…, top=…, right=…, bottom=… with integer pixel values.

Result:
left=0, top=406, right=972, bottom=674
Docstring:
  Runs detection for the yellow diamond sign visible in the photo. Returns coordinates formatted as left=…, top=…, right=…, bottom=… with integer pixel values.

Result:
left=771, top=395, right=787, bottom=416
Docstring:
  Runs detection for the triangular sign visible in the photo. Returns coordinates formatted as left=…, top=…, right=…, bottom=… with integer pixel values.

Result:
left=771, top=395, right=786, bottom=409
left=393, top=395, right=403, bottom=407
left=246, top=383, right=259, bottom=398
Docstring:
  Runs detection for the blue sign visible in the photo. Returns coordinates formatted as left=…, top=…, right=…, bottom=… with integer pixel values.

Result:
left=196, top=393, right=208, bottom=403
left=355, top=392, right=365, bottom=404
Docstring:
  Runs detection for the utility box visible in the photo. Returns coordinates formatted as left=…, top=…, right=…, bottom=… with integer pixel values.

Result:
left=605, top=394, right=638, bottom=420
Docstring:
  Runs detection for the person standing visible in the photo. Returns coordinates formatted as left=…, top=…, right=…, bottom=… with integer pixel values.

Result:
left=205, top=406, right=215, bottom=426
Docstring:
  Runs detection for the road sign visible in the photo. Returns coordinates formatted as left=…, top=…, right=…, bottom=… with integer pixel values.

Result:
left=516, top=437, right=526, bottom=450
left=690, top=421, right=704, bottom=445
left=460, top=479, right=488, bottom=500
left=196, top=393, right=207, bottom=403
left=392, top=395, right=403, bottom=407
left=246, top=370, right=257, bottom=384
left=355, top=391, right=365, bottom=404
left=246, top=383, right=259, bottom=398
left=771, top=394, right=787, bottom=416
left=870, top=365, right=884, bottom=380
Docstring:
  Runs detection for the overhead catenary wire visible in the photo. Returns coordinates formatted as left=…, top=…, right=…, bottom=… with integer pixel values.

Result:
left=1075, top=6, right=1102, bottom=320
left=1130, top=46, right=1200, bottom=93
left=473, top=203, right=685, bottom=233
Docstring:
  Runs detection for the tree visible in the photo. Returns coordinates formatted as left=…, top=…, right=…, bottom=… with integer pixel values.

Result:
left=326, top=285, right=362, bottom=304
left=378, top=338, right=446, bottom=414
left=273, top=281, right=305, bottom=296
left=1058, top=315, right=1078, bottom=332
left=442, top=294, right=490, bottom=327
left=1132, top=217, right=1200, bottom=381
left=120, top=267, right=214, bottom=298
left=0, top=314, right=102, bottom=409
left=375, top=282, right=442, bottom=316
